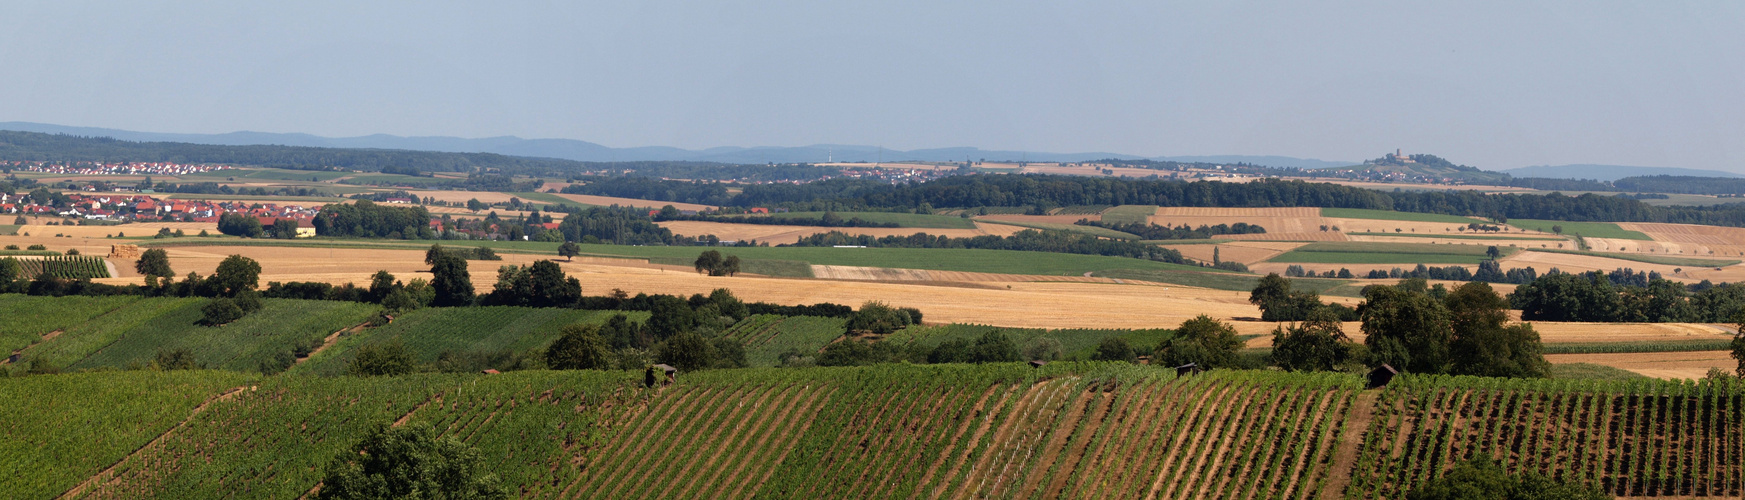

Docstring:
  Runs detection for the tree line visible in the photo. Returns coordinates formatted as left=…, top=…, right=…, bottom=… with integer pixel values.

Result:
left=1075, top=220, right=1266, bottom=240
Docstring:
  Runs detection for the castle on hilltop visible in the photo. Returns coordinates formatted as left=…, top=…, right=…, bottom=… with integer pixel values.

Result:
left=1386, top=149, right=1415, bottom=164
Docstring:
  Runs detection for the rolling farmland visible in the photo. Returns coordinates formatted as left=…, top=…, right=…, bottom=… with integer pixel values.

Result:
left=290, top=306, right=648, bottom=376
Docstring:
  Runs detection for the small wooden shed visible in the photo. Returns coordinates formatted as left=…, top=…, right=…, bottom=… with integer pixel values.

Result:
left=1175, top=363, right=1202, bottom=377
left=654, top=364, right=678, bottom=385
left=1368, top=364, right=1399, bottom=389
left=1028, top=360, right=1048, bottom=368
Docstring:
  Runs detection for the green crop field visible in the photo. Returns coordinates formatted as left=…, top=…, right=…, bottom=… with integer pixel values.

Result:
left=0, top=225, right=17, bottom=235
left=0, top=294, right=140, bottom=354
left=1508, top=218, right=1651, bottom=240
left=338, top=172, right=455, bottom=186
left=291, top=306, right=646, bottom=376
left=1052, top=205, right=1111, bottom=215
left=510, top=191, right=581, bottom=207
left=1540, top=339, right=1733, bottom=354
left=975, top=219, right=1141, bottom=239
left=1092, top=268, right=1348, bottom=293
left=1348, top=232, right=1566, bottom=241
left=182, top=167, right=352, bottom=182
left=1320, top=207, right=1486, bottom=224
left=1271, top=241, right=1512, bottom=264
left=0, top=370, right=254, bottom=498
left=773, top=211, right=977, bottom=229
left=1547, top=363, right=1646, bottom=380
left=68, top=299, right=379, bottom=372
left=18, top=298, right=201, bottom=372
left=1523, top=248, right=1740, bottom=268
left=1099, top=204, right=1157, bottom=225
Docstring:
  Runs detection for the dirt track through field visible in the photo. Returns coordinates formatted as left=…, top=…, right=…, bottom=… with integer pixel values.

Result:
left=58, top=386, right=249, bottom=500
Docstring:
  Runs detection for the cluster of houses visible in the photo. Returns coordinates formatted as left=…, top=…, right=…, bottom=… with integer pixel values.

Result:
left=0, top=193, right=319, bottom=232
left=6, top=161, right=230, bottom=176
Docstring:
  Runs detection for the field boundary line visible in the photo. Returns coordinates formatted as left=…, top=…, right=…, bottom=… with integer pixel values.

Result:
left=57, top=385, right=249, bottom=500
left=294, top=320, right=375, bottom=367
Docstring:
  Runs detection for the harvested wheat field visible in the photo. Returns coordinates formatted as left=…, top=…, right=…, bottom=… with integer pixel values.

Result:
left=657, top=220, right=1021, bottom=245
left=16, top=221, right=215, bottom=239
left=1222, top=231, right=1349, bottom=241
left=1347, top=234, right=1574, bottom=248
left=1624, top=222, right=1745, bottom=246
left=1546, top=351, right=1734, bottom=379
left=809, top=265, right=1137, bottom=285
left=1164, top=242, right=1299, bottom=265
left=1500, top=250, right=1690, bottom=276
left=1529, top=321, right=1735, bottom=343
left=1149, top=207, right=1322, bottom=232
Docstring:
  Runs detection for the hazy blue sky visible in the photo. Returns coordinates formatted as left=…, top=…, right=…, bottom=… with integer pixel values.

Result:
left=2, top=1, right=1741, bottom=169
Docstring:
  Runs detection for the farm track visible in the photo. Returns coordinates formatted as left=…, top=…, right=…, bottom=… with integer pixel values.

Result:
left=57, top=386, right=249, bottom=500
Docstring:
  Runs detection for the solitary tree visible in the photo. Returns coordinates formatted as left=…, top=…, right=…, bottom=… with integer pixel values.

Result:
left=1270, top=307, right=1356, bottom=372
left=429, top=253, right=474, bottom=307
left=210, top=255, right=262, bottom=296
left=135, top=248, right=174, bottom=284
left=694, top=250, right=723, bottom=275
left=1445, top=282, right=1549, bottom=378
left=1156, top=315, right=1244, bottom=368
left=558, top=241, right=580, bottom=261
left=1485, top=245, right=1502, bottom=260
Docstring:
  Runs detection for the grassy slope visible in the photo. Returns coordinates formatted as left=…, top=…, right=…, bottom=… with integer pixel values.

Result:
left=1320, top=207, right=1485, bottom=224
left=1522, top=248, right=1741, bottom=268
left=1092, top=268, right=1349, bottom=293
left=773, top=211, right=977, bottom=229
left=1508, top=219, right=1651, bottom=240
left=1099, top=205, right=1157, bottom=225
left=182, top=167, right=352, bottom=182
left=1271, top=241, right=1515, bottom=264
left=290, top=306, right=646, bottom=376
left=1348, top=232, right=1565, bottom=241
left=974, top=219, right=1142, bottom=239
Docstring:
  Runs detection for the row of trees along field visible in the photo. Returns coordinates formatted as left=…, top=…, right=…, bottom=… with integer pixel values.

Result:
left=572, top=174, right=1745, bottom=227
left=1254, top=274, right=1552, bottom=378
left=783, top=229, right=1188, bottom=264
left=1509, top=269, right=1745, bottom=323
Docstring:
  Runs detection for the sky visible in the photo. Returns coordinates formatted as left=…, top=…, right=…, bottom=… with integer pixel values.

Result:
left=2, top=1, right=1741, bottom=170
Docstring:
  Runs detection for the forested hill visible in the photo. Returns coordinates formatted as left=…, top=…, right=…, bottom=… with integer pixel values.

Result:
left=0, top=130, right=584, bottom=174
left=575, top=174, right=1745, bottom=227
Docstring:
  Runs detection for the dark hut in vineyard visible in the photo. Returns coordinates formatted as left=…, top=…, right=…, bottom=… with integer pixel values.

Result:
left=1028, top=360, right=1047, bottom=368
left=1175, top=363, right=1202, bottom=377
left=653, top=364, right=677, bottom=385
left=1367, top=364, right=1398, bottom=389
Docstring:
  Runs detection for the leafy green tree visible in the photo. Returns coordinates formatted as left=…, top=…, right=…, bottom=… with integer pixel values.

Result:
left=210, top=255, right=262, bottom=297
left=135, top=248, right=174, bottom=281
left=201, top=298, right=244, bottom=326
left=429, top=252, right=474, bottom=307
left=558, top=241, right=580, bottom=261
left=381, top=288, right=421, bottom=314
left=0, top=257, right=20, bottom=285
left=1270, top=307, right=1356, bottom=372
left=217, top=213, right=264, bottom=237
left=654, top=331, right=716, bottom=372
left=1024, top=337, right=1064, bottom=361
left=546, top=324, right=611, bottom=370
left=646, top=295, right=695, bottom=340
left=1407, top=454, right=1605, bottom=500
left=271, top=218, right=300, bottom=239
left=316, top=423, right=507, bottom=500
left=968, top=331, right=1020, bottom=363
left=1361, top=283, right=1453, bottom=373
left=694, top=250, right=723, bottom=275
left=1445, top=282, right=1549, bottom=378
left=1156, top=315, right=1244, bottom=368
left=368, top=270, right=398, bottom=303
left=349, top=339, right=418, bottom=377
left=1091, top=337, right=1137, bottom=363
left=845, top=301, right=913, bottom=335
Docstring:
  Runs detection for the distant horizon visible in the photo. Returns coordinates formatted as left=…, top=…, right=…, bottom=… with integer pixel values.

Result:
left=8, top=120, right=1738, bottom=178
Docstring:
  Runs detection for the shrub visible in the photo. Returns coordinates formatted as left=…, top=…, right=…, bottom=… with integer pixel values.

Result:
left=1091, top=337, right=1137, bottom=363
left=545, top=324, right=611, bottom=370
left=153, top=348, right=199, bottom=370
left=201, top=298, right=245, bottom=326
left=348, top=339, right=418, bottom=377
left=316, top=423, right=506, bottom=500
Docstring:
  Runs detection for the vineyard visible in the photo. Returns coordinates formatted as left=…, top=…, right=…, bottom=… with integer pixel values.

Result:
left=0, top=294, right=139, bottom=354
left=884, top=323, right=1175, bottom=358
left=1346, top=374, right=1745, bottom=499
left=21, top=363, right=1745, bottom=497
left=0, top=371, right=251, bottom=498
left=724, top=315, right=848, bottom=366
left=14, top=255, right=111, bottom=279
left=290, top=306, right=649, bottom=376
